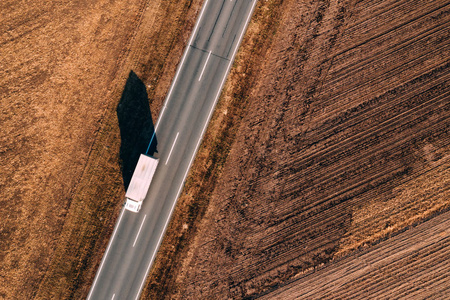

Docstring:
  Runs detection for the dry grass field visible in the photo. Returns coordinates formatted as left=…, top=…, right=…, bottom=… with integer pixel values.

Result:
left=144, top=0, right=450, bottom=298
left=0, top=0, right=202, bottom=298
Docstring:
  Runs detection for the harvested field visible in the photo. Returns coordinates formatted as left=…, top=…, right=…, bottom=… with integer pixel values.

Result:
left=0, top=0, right=202, bottom=298
left=260, top=209, right=450, bottom=299
left=150, top=0, right=450, bottom=298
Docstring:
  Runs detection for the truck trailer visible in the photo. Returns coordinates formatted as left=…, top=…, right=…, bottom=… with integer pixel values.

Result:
left=124, top=154, right=159, bottom=212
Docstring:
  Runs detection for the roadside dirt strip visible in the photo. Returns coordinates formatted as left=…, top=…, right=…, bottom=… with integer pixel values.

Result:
left=260, top=209, right=450, bottom=299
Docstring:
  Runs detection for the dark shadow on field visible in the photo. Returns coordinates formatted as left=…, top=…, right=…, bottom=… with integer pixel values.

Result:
left=117, top=70, right=157, bottom=190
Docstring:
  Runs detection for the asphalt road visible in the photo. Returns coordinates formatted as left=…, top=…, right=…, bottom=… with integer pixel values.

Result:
left=87, top=1, right=258, bottom=299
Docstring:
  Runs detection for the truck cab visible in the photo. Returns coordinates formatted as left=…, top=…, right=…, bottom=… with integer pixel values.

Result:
left=125, top=198, right=142, bottom=213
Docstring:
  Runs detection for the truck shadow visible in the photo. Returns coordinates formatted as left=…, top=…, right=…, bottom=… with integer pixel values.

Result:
left=117, top=70, right=157, bottom=190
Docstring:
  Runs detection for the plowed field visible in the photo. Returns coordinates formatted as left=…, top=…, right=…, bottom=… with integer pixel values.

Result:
left=158, top=0, right=450, bottom=298
left=260, top=209, right=450, bottom=299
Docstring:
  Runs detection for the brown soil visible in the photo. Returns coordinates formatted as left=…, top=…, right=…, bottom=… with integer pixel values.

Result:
left=145, top=0, right=450, bottom=298
left=259, top=208, right=450, bottom=299
left=0, top=0, right=202, bottom=299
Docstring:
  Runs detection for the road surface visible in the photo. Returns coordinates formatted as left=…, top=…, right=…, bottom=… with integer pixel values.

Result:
left=87, top=0, right=258, bottom=299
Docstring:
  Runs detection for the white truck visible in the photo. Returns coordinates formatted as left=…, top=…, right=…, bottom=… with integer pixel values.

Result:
left=124, top=154, right=159, bottom=213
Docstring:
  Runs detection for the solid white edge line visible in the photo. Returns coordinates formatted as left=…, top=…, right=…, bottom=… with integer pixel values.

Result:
left=111, top=293, right=116, bottom=300
left=230, top=0, right=256, bottom=60
left=146, top=0, right=210, bottom=155
left=134, top=1, right=258, bottom=299
left=154, top=0, right=210, bottom=132
left=165, top=132, right=179, bottom=165
left=133, top=214, right=147, bottom=247
left=87, top=209, right=125, bottom=300
left=198, top=50, right=212, bottom=81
